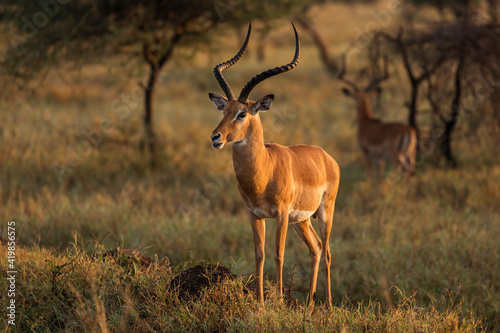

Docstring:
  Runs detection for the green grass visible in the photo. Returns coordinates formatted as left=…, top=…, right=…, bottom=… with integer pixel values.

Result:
left=1, top=2, right=500, bottom=330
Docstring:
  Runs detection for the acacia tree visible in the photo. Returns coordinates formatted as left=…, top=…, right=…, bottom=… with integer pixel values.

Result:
left=367, top=0, right=500, bottom=166
left=379, top=19, right=500, bottom=167
left=401, top=0, right=500, bottom=166
left=0, top=0, right=309, bottom=166
left=292, top=0, right=500, bottom=168
left=295, top=15, right=339, bottom=75
left=378, top=28, right=446, bottom=140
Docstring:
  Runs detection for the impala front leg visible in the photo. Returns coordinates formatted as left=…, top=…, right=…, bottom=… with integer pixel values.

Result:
left=249, top=212, right=266, bottom=304
left=275, top=212, right=289, bottom=298
left=377, top=159, right=386, bottom=182
left=363, top=153, right=373, bottom=180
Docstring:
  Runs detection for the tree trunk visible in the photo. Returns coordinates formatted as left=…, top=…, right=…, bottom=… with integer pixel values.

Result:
left=490, top=88, right=500, bottom=134
left=144, top=61, right=159, bottom=167
left=440, top=53, right=465, bottom=168
left=408, top=81, right=419, bottom=138
left=393, top=31, right=421, bottom=140
left=141, top=26, right=184, bottom=167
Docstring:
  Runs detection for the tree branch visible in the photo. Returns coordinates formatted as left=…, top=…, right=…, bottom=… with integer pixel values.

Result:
left=158, top=24, right=186, bottom=69
left=295, top=16, right=339, bottom=75
left=143, top=43, right=156, bottom=68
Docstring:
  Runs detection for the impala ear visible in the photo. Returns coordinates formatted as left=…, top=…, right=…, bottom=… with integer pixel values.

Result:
left=252, top=94, right=274, bottom=114
left=209, top=93, right=228, bottom=111
left=341, top=88, right=352, bottom=96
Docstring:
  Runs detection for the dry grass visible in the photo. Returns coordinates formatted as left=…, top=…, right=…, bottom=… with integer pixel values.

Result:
left=1, top=1, right=499, bottom=331
left=0, top=243, right=486, bottom=332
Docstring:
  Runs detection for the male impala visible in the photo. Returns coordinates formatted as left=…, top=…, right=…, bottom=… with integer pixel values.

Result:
left=209, top=23, right=340, bottom=306
left=338, top=54, right=416, bottom=180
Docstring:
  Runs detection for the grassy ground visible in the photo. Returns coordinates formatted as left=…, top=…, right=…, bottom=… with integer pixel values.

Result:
left=1, top=1, right=500, bottom=331
left=0, top=244, right=486, bottom=332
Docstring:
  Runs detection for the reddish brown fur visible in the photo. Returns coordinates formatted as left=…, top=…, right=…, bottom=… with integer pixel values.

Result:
left=210, top=95, right=340, bottom=307
left=343, top=89, right=417, bottom=179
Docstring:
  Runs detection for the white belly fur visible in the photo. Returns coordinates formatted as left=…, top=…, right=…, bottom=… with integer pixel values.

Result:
left=288, top=209, right=315, bottom=223
left=250, top=207, right=315, bottom=223
left=251, top=207, right=276, bottom=219
left=247, top=184, right=324, bottom=222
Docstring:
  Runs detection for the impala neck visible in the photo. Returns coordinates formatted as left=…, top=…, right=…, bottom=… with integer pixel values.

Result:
left=231, top=115, right=270, bottom=192
left=356, top=95, right=374, bottom=121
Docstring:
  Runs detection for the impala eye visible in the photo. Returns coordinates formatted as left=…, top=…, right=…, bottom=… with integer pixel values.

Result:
left=237, top=112, right=247, bottom=119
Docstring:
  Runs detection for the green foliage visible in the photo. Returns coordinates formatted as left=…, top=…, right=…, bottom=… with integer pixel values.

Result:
left=0, top=0, right=310, bottom=81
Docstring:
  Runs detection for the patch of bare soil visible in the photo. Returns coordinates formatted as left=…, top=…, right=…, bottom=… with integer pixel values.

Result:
left=168, top=263, right=236, bottom=300
left=168, top=263, right=301, bottom=307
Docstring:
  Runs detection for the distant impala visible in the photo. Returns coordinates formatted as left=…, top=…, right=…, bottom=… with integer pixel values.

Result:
left=338, top=54, right=416, bottom=180
left=209, top=22, right=340, bottom=307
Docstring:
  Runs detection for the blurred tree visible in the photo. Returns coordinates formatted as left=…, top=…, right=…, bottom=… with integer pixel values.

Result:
left=0, top=0, right=309, bottom=166
left=380, top=19, right=500, bottom=167
left=293, top=0, right=500, bottom=167
left=410, top=0, right=500, bottom=21
left=379, top=28, right=446, bottom=141
left=294, top=0, right=376, bottom=76
left=295, top=15, right=340, bottom=75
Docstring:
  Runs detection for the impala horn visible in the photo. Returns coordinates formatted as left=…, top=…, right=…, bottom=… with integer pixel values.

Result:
left=237, top=22, right=300, bottom=103
left=337, top=45, right=359, bottom=92
left=213, top=23, right=252, bottom=101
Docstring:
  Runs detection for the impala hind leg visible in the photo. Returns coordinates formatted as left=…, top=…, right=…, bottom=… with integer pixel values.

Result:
left=405, top=149, right=416, bottom=176
left=275, top=212, right=289, bottom=299
left=317, top=201, right=335, bottom=307
left=397, top=154, right=415, bottom=177
left=249, top=212, right=266, bottom=304
left=292, top=218, right=322, bottom=307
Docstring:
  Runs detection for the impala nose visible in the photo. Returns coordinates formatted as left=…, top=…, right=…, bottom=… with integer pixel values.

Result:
left=211, top=133, right=221, bottom=143
left=211, top=133, right=224, bottom=149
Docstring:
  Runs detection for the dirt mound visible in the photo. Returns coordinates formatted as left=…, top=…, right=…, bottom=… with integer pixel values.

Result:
left=168, top=263, right=301, bottom=306
left=98, top=248, right=158, bottom=270
left=168, top=263, right=236, bottom=300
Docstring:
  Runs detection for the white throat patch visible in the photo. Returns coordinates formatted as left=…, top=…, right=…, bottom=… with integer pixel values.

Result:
left=233, top=139, right=247, bottom=146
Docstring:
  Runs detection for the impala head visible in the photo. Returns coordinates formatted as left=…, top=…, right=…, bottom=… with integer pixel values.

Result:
left=209, top=22, right=300, bottom=149
left=338, top=49, right=388, bottom=103
left=341, top=86, right=382, bottom=102
left=209, top=93, right=274, bottom=149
